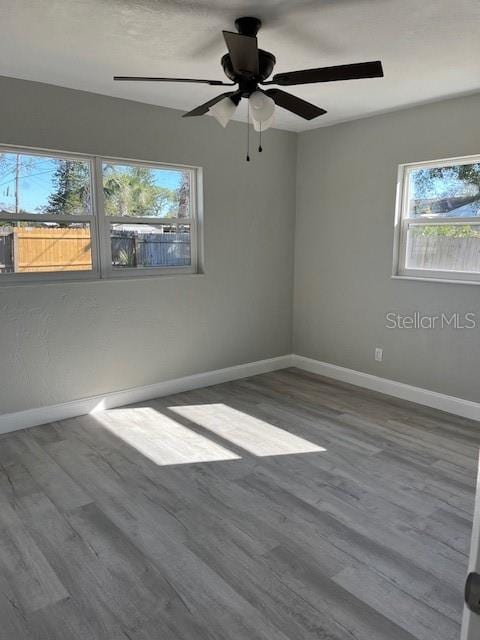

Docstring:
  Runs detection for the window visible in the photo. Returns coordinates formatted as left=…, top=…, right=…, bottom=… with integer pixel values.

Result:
left=0, top=146, right=201, bottom=282
left=394, top=155, right=480, bottom=283
left=102, top=161, right=195, bottom=272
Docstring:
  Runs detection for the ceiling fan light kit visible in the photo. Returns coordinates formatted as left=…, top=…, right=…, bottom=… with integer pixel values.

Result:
left=209, top=95, right=238, bottom=128
left=249, top=91, right=275, bottom=130
left=114, top=16, right=384, bottom=160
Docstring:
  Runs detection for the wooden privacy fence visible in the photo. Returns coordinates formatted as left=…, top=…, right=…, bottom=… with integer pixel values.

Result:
left=0, top=227, right=92, bottom=272
left=407, top=235, right=480, bottom=272
left=0, top=227, right=191, bottom=273
left=111, top=230, right=191, bottom=268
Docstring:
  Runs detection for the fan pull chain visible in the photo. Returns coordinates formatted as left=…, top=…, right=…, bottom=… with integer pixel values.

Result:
left=258, top=122, right=263, bottom=153
left=246, top=100, right=250, bottom=162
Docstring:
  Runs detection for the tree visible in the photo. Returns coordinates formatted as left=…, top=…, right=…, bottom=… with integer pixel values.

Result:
left=103, top=165, right=177, bottom=217
left=45, top=160, right=90, bottom=215
left=412, top=225, right=480, bottom=238
left=176, top=172, right=190, bottom=218
left=411, top=163, right=480, bottom=215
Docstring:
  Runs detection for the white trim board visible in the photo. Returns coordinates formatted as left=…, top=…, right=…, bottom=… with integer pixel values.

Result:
left=1, top=353, right=479, bottom=436
left=0, top=355, right=294, bottom=435
left=292, top=355, right=480, bottom=422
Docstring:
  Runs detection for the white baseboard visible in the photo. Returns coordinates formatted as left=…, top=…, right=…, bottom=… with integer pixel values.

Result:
left=292, top=355, right=480, bottom=422
left=2, top=352, right=478, bottom=436
left=0, top=355, right=294, bottom=436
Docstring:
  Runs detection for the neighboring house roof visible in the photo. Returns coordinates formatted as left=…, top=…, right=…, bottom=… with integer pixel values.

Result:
left=413, top=195, right=480, bottom=217
left=445, top=201, right=480, bottom=218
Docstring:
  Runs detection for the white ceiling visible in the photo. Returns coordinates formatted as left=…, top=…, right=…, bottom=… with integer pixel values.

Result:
left=2, top=0, right=480, bottom=132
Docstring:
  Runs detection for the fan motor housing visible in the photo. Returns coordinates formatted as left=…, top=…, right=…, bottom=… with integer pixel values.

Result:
left=221, top=49, right=276, bottom=87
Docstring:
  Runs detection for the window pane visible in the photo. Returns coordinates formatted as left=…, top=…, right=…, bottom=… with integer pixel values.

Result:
left=0, top=221, right=93, bottom=273
left=407, top=162, right=480, bottom=219
left=110, top=223, right=191, bottom=269
left=406, top=224, right=480, bottom=272
left=103, top=162, right=191, bottom=218
left=0, top=152, right=91, bottom=215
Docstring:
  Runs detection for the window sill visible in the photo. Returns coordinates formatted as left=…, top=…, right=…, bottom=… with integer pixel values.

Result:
left=392, top=274, right=480, bottom=286
left=0, top=270, right=205, bottom=288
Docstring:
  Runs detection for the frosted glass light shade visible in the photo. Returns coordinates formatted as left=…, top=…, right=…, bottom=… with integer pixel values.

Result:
left=209, top=97, right=238, bottom=127
left=249, top=91, right=275, bottom=131
left=252, top=113, right=275, bottom=131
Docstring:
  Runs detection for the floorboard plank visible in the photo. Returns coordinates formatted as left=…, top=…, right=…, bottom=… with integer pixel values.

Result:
left=0, top=368, right=478, bottom=639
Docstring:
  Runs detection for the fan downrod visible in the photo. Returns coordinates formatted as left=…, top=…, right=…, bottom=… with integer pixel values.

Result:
left=235, top=17, right=262, bottom=37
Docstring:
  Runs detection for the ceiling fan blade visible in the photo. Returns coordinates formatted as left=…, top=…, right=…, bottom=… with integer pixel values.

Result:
left=182, top=91, right=242, bottom=118
left=113, top=76, right=232, bottom=86
left=267, top=61, right=384, bottom=86
left=265, top=89, right=326, bottom=120
left=222, top=31, right=259, bottom=76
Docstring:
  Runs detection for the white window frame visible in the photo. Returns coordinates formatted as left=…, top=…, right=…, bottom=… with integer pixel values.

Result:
left=0, top=143, right=202, bottom=285
left=393, top=153, right=480, bottom=285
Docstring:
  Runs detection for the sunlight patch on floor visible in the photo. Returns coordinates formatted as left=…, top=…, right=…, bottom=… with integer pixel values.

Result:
left=169, top=403, right=327, bottom=457
left=94, top=407, right=240, bottom=466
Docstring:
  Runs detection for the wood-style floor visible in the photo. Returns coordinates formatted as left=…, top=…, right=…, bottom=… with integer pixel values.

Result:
left=0, top=367, right=479, bottom=640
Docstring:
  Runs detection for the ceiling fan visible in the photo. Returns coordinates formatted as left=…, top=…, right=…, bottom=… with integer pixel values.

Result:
left=114, top=16, right=383, bottom=144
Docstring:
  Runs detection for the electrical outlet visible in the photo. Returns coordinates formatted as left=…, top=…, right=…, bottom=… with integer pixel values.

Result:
left=375, top=347, right=383, bottom=362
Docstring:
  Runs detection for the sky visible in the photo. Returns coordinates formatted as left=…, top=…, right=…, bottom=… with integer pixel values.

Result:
left=0, top=153, right=184, bottom=214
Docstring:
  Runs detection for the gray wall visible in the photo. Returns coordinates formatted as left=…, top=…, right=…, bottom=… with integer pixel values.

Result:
left=294, top=93, right=480, bottom=403
left=3, top=75, right=480, bottom=415
left=0, top=76, right=296, bottom=414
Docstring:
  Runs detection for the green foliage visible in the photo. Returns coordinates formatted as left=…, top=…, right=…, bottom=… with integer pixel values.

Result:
left=411, top=163, right=480, bottom=216
left=412, top=225, right=480, bottom=238
left=45, top=160, right=90, bottom=215
left=116, top=247, right=136, bottom=267
left=176, top=171, right=190, bottom=218
left=103, top=165, right=180, bottom=217
left=412, top=164, right=480, bottom=198
left=0, top=152, right=189, bottom=219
